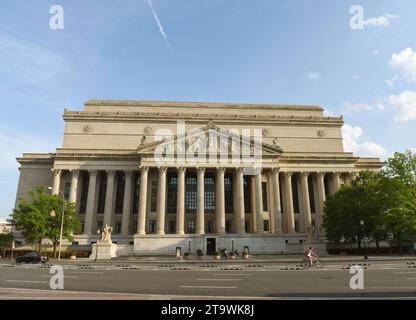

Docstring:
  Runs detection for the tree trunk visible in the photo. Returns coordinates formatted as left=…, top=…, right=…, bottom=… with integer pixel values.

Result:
left=38, top=240, right=42, bottom=254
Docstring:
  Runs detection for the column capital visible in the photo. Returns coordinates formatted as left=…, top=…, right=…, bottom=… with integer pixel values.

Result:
left=317, top=171, right=326, bottom=179
left=216, top=167, right=226, bottom=174
left=139, top=166, right=149, bottom=174
left=197, top=167, right=206, bottom=174
left=300, top=171, right=310, bottom=179
left=51, top=169, right=62, bottom=177
left=158, top=166, right=168, bottom=174
left=283, top=171, right=293, bottom=178
left=124, top=170, right=134, bottom=176
left=106, top=170, right=116, bottom=178
left=333, top=172, right=342, bottom=178
left=177, top=167, right=187, bottom=174
left=236, top=167, right=245, bottom=174
left=70, top=169, right=80, bottom=177
left=88, top=169, right=98, bottom=177
left=271, top=167, right=280, bottom=175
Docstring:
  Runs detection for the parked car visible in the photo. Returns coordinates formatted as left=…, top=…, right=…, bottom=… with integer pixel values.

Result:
left=15, top=253, right=49, bottom=264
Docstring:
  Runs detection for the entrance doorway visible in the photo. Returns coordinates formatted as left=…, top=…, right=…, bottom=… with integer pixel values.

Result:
left=206, top=238, right=216, bottom=255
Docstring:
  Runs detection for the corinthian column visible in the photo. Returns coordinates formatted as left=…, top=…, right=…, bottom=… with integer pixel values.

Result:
left=282, top=171, right=295, bottom=234
left=69, top=170, right=80, bottom=203
left=254, top=170, right=264, bottom=233
left=236, top=168, right=246, bottom=234
left=271, top=168, right=282, bottom=234
left=332, top=172, right=341, bottom=194
left=316, top=172, right=326, bottom=231
left=196, top=167, right=205, bottom=235
left=176, top=167, right=186, bottom=235
left=121, top=170, right=133, bottom=236
left=137, top=167, right=149, bottom=235
left=51, top=169, right=61, bottom=195
left=299, top=172, right=312, bottom=232
left=103, top=170, right=116, bottom=227
left=156, top=167, right=168, bottom=235
left=84, top=170, right=98, bottom=235
left=216, top=167, right=226, bottom=234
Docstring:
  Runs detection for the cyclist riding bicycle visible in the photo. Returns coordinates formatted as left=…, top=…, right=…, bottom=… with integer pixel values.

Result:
left=305, top=247, right=318, bottom=267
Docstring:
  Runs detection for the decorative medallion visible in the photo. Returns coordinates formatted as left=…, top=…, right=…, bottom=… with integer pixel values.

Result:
left=82, top=125, right=92, bottom=134
left=144, top=126, right=152, bottom=135
left=262, top=128, right=270, bottom=136
left=317, top=129, right=325, bottom=138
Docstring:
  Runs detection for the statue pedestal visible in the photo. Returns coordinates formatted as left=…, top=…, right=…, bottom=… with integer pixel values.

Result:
left=89, top=243, right=117, bottom=260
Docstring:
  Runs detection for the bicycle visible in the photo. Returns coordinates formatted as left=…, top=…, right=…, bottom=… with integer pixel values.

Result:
left=301, top=258, right=324, bottom=269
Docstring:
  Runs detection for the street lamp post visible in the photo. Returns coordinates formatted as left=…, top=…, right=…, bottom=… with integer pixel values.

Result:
left=95, top=229, right=101, bottom=262
left=48, top=187, right=65, bottom=261
left=360, top=220, right=368, bottom=260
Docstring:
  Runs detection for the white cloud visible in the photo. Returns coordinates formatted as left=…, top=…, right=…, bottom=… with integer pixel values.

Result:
left=389, top=47, right=416, bottom=81
left=386, top=75, right=399, bottom=87
left=323, top=108, right=334, bottom=117
left=372, top=50, right=380, bottom=55
left=363, top=13, right=399, bottom=27
left=389, top=90, right=416, bottom=122
left=344, top=102, right=372, bottom=112
left=148, top=0, right=171, bottom=50
left=342, top=124, right=387, bottom=158
left=306, top=72, right=320, bottom=80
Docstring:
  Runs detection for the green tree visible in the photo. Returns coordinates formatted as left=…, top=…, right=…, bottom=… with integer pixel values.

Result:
left=384, top=150, right=416, bottom=187
left=11, top=186, right=81, bottom=257
left=0, top=232, right=14, bottom=257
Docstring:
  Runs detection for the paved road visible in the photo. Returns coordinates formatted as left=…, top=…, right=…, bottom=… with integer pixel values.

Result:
left=0, top=260, right=415, bottom=299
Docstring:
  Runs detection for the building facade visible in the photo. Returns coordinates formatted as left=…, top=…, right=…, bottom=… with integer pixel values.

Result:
left=15, top=100, right=382, bottom=255
left=0, top=219, right=12, bottom=234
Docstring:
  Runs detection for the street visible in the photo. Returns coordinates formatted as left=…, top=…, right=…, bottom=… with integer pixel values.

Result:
left=0, top=259, right=415, bottom=299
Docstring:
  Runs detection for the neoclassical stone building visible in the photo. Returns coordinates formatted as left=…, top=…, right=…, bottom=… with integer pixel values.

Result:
left=15, top=100, right=382, bottom=255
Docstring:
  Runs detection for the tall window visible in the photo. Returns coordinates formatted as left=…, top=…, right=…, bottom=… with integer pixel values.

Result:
left=204, top=173, right=215, bottom=213
left=224, top=174, right=233, bottom=213
left=264, top=220, right=270, bottom=232
left=292, top=175, right=300, bottom=214
left=79, top=172, right=89, bottom=214
left=115, top=173, right=125, bottom=214
left=97, top=221, right=103, bottom=232
left=168, top=221, right=175, bottom=234
left=97, top=172, right=107, bottom=214
left=324, top=174, right=330, bottom=197
left=243, top=176, right=251, bottom=213
left=149, top=220, right=156, bottom=233
left=207, top=220, right=214, bottom=233
left=167, top=174, right=178, bottom=213
left=185, top=174, right=197, bottom=213
left=150, top=181, right=158, bottom=212
left=308, top=175, right=316, bottom=213
left=225, top=220, right=232, bottom=233
left=187, top=221, right=195, bottom=233
left=245, top=220, right=250, bottom=233
left=294, top=220, right=299, bottom=233
left=132, top=173, right=140, bottom=215
left=64, top=182, right=70, bottom=200
left=132, top=221, right=138, bottom=234
left=115, top=221, right=122, bottom=234
left=262, top=182, right=268, bottom=211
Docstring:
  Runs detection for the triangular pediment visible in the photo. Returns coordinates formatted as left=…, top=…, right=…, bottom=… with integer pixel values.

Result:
left=137, top=123, right=283, bottom=158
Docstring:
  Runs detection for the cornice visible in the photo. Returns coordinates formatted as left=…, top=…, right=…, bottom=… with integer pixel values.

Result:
left=63, top=111, right=344, bottom=126
left=84, top=99, right=325, bottom=112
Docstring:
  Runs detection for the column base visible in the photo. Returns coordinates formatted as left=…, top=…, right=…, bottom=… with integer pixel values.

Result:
left=156, top=231, right=165, bottom=235
left=176, top=231, right=185, bottom=235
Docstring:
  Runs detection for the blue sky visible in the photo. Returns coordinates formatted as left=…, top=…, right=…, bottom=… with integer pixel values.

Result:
left=1, top=0, right=415, bottom=219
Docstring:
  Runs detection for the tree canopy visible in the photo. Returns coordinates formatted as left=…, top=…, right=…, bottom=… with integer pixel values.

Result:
left=323, top=150, right=416, bottom=251
left=11, top=186, right=81, bottom=256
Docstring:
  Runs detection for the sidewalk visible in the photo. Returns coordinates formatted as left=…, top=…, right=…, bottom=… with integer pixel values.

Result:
left=41, top=254, right=416, bottom=264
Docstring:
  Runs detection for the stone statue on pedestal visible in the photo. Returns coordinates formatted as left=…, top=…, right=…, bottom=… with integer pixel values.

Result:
left=100, top=224, right=113, bottom=244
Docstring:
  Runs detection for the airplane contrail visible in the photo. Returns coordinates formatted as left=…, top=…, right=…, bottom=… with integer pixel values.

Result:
left=148, top=0, right=171, bottom=50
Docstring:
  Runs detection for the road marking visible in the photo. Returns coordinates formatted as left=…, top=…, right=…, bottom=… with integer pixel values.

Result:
left=197, top=279, right=242, bottom=281
left=212, top=273, right=253, bottom=276
left=40, top=275, right=78, bottom=278
left=5, top=280, right=47, bottom=284
left=180, top=285, right=237, bottom=289
left=67, top=272, right=103, bottom=274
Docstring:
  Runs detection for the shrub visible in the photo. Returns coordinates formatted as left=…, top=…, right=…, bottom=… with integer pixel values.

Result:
left=196, top=249, right=204, bottom=256
left=243, top=249, right=249, bottom=256
left=184, top=252, right=190, bottom=256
